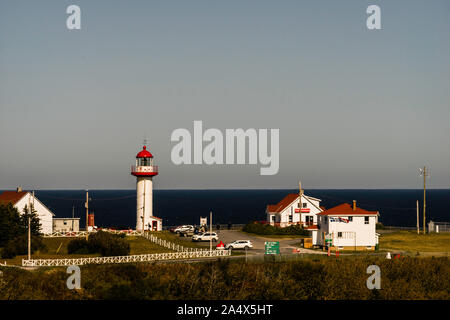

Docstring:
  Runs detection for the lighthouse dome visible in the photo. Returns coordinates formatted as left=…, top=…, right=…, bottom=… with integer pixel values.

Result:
left=136, top=146, right=153, bottom=158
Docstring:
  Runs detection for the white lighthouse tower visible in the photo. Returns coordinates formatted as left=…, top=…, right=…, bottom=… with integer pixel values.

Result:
left=131, top=145, right=162, bottom=231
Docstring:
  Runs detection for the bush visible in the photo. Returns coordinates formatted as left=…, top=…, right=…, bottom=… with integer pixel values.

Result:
left=376, top=222, right=385, bottom=230
left=243, top=222, right=309, bottom=236
left=67, top=239, right=90, bottom=254
left=67, top=231, right=130, bottom=257
left=1, top=234, right=47, bottom=259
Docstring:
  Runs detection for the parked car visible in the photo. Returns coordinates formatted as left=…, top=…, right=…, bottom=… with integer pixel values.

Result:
left=192, top=232, right=218, bottom=242
left=225, top=240, right=253, bottom=250
left=174, top=225, right=194, bottom=234
left=179, top=226, right=195, bottom=237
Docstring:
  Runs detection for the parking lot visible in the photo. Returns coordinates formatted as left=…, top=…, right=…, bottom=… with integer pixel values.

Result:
left=175, top=229, right=324, bottom=255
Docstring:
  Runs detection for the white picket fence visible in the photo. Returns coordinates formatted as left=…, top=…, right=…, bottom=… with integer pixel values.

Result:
left=142, top=232, right=212, bottom=253
left=22, top=231, right=229, bottom=267
left=43, top=229, right=142, bottom=238
left=22, top=250, right=230, bottom=267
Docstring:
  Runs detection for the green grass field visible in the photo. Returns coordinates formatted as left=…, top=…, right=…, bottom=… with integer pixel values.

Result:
left=1, top=234, right=175, bottom=266
left=379, top=231, right=450, bottom=253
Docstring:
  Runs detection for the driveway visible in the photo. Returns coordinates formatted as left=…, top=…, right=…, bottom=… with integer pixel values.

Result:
left=215, top=230, right=326, bottom=255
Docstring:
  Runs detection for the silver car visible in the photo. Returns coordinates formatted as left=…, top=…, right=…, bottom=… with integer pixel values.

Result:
left=226, top=240, right=253, bottom=250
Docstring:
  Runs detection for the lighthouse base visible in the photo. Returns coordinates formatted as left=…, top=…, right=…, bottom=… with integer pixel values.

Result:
left=147, top=216, right=163, bottom=231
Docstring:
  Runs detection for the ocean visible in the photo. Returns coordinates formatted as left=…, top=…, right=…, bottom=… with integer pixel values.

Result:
left=5, top=189, right=449, bottom=229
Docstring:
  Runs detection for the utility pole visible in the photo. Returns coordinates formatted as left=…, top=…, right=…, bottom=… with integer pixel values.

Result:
left=28, top=191, right=34, bottom=260
left=72, top=203, right=75, bottom=232
left=416, top=200, right=419, bottom=235
left=419, top=166, right=428, bottom=234
left=85, top=190, right=89, bottom=240
left=209, top=211, right=213, bottom=251
left=299, top=181, right=303, bottom=225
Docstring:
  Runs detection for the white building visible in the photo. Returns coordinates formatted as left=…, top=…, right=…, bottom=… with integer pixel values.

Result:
left=131, top=145, right=162, bottom=231
left=266, top=193, right=324, bottom=228
left=316, top=200, right=380, bottom=250
left=0, top=188, right=54, bottom=234
left=53, top=218, right=80, bottom=233
left=266, top=192, right=324, bottom=243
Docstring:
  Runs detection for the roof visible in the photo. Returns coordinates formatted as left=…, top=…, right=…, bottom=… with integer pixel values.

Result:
left=266, top=193, right=324, bottom=214
left=136, top=146, right=153, bottom=158
left=0, top=190, right=55, bottom=217
left=0, top=191, right=28, bottom=205
left=317, top=203, right=378, bottom=216
left=266, top=193, right=299, bottom=213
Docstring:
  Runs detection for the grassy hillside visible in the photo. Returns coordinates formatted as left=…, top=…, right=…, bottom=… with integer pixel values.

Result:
left=0, top=256, right=448, bottom=299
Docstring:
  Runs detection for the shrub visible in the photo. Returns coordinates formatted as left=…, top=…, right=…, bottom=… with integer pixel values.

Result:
left=67, top=231, right=130, bottom=257
left=1, top=234, right=47, bottom=259
left=376, top=222, right=385, bottom=230
left=67, top=239, right=90, bottom=254
left=243, top=222, right=309, bottom=236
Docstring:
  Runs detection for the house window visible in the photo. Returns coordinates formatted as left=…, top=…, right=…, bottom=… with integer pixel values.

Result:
left=324, top=217, right=328, bottom=223
left=289, top=215, right=293, bottom=222
left=63, top=221, right=67, bottom=225
left=348, top=216, right=353, bottom=222
left=271, top=215, right=275, bottom=222
left=365, top=216, right=369, bottom=224
left=303, top=203, right=307, bottom=208
left=337, top=232, right=343, bottom=238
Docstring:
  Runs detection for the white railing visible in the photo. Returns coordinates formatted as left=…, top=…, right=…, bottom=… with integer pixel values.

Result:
left=131, top=165, right=158, bottom=174
left=142, top=232, right=211, bottom=253
left=43, top=229, right=141, bottom=238
left=22, top=250, right=230, bottom=267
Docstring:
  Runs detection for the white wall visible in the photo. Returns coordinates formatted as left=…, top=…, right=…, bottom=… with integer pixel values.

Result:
left=15, top=193, right=54, bottom=234
left=318, top=215, right=378, bottom=247
left=136, top=176, right=154, bottom=231
left=277, top=195, right=323, bottom=227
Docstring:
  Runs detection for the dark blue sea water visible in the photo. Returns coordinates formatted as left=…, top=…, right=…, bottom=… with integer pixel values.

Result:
left=3, top=189, right=449, bottom=229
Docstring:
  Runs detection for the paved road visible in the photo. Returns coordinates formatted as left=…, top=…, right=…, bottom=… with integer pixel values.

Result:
left=178, top=230, right=326, bottom=255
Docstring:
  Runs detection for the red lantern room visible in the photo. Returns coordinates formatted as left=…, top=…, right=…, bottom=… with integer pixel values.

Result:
left=131, top=146, right=158, bottom=177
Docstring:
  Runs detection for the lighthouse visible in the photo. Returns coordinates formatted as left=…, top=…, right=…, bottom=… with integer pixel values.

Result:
left=131, top=145, right=162, bottom=231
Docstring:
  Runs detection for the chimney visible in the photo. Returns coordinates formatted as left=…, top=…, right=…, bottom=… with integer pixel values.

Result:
left=353, top=200, right=357, bottom=211
left=16, top=187, right=22, bottom=193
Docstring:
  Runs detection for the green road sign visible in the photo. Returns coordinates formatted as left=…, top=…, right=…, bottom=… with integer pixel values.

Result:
left=265, top=241, right=280, bottom=255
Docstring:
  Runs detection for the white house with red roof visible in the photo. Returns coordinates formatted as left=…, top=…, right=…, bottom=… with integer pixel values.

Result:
left=266, top=193, right=324, bottom=228
left=316, top=200, right=380, bottom=250
left=0, top=188, right=54, bottom=234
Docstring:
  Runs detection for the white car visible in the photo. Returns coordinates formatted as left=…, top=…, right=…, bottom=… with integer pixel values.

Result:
left=226, top=240, right=253, bottom=250
left=192, top=232, right=218, bottom=242
left=174, top=225, right=194, bottom=234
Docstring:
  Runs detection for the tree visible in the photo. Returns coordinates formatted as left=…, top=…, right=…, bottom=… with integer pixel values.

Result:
left=0, top=203, right=23, bottom=247
left=20, top=204, right=42, bottom=236
left=0, top=203, right=44, bottom=258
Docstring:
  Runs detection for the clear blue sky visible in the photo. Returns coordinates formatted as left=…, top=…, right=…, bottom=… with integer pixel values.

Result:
left=1, top=0, right=449, bottom=189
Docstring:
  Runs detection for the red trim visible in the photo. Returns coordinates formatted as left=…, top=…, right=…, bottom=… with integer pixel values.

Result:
left=301, top=208, right=310, bottom=213
left=131, top=172, right=158, bottom=177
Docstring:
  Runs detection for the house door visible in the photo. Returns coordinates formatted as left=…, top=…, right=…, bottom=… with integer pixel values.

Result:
left=152, top=221, right=158, bottom=231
